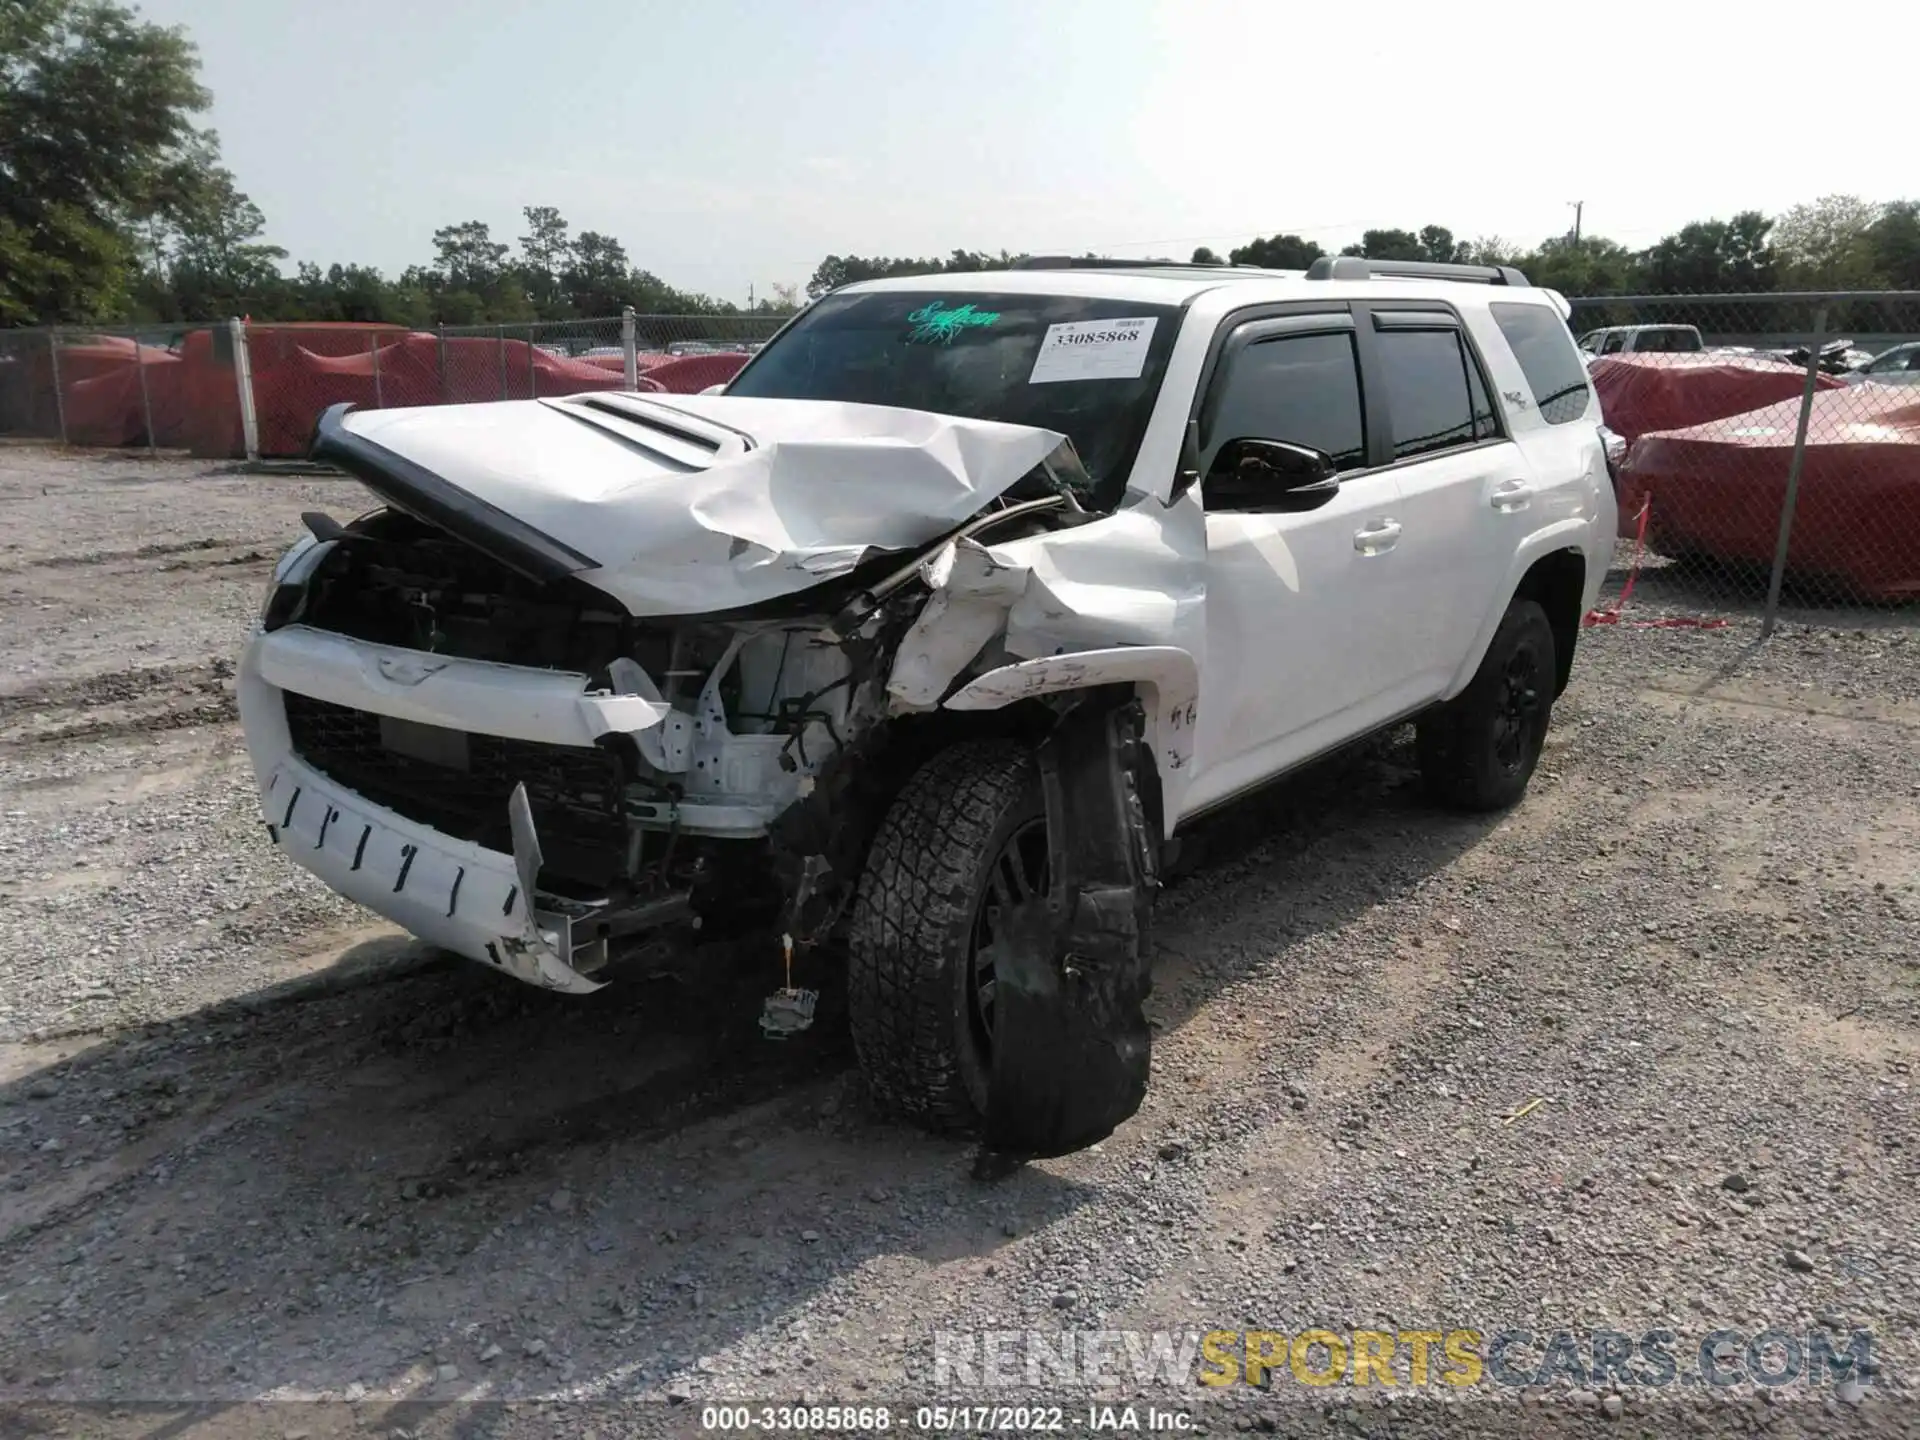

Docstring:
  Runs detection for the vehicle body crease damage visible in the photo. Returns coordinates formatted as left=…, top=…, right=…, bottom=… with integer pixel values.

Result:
left=240, top=269, right=1613, bottom=1158
left=243, top=384, right=1198, bottom=1154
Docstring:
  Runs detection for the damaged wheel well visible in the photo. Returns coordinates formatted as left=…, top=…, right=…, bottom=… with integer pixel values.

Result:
left=763, top=700, right=1063, bottom=948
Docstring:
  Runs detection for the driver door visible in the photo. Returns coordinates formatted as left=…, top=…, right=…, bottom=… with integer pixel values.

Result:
left=1182, top=315, right=1410, bottom=817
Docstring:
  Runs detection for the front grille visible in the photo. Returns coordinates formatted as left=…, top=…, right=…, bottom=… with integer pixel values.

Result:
left=282, top=691, right=626, bottom=889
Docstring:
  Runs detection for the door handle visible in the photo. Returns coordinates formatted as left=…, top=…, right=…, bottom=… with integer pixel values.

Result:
left=1353, top=518, right=1401, bottom=555
left=1491, top=478, right=1533, bottom=513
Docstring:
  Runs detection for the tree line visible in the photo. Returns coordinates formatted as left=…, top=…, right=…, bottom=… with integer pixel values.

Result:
left=829, top=206, right=1920, bottom=302
left=5, top=1, right=1919, bottom=330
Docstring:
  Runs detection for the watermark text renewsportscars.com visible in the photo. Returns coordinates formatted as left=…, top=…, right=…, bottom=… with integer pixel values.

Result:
left=932, top=1326, right=1878, bottom=1392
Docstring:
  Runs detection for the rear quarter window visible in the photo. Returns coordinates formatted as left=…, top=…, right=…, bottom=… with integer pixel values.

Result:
left=1490, top=302, right=1593, bottom=425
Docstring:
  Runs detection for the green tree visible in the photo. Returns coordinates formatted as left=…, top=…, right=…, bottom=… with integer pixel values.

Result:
left=1190, top=245, right=1223, bottom=264
left=431, top=220, right=509, bottom=292
left=1516, top=235, right=1643, bottom=295
left=1772, top=195, right=1884, bottom=288
left=1, top=0, right=213, bottom=322
left=561, top=230, right=632, bottom=315
left=1417, top=225, right=1467, bottom=263
left=806, top=253, right=955, bottom=298
left=169, top=159, right=285, bottom=294
left=1865, top=201, right=1920, bottom=289
left=518, top=204, right=573, bottom=315
left=1228, top=233, right=1323, bottom=269
left=1340, top=228, right=1424, bottom=261
left=1458, top=236, right=1522, bottom=266
left=1640, top=210, right=1775, bottom=292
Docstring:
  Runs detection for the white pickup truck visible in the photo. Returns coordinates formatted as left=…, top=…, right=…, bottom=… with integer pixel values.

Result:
left=240, top=255, right=1615, bottom=1160
left=1576, top=323, right=1705, bottom=357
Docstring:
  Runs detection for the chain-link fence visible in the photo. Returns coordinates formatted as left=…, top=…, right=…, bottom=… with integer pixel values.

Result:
left=1570, top=291, right=1920, bottom=627
left=7, top=292, right=1919, bottom=624
left=0, top=311, right=788, bottom=459
left=0, top=324, right=199, bottom=451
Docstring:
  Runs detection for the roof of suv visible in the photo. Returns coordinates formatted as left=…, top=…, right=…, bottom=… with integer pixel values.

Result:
left=837, top=260, right=1570, bottom=316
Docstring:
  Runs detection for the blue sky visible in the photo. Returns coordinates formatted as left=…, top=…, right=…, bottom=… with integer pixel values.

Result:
left=140, top=0, right=1917, bottom=304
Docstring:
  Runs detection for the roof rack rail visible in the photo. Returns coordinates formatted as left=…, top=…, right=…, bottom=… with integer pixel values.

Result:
left=1304, top=256, right=1531, bottom=287
left=1010, top=255, right=1230, bottom=271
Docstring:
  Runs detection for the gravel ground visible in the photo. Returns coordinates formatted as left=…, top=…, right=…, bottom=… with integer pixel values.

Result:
left=0, top=448, right=1915, bottom=1439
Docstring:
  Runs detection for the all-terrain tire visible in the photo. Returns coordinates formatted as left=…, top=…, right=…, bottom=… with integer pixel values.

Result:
left=1416, top=598, right=1557, bottom=812
left=846, top=741, right=1041, bottom=1134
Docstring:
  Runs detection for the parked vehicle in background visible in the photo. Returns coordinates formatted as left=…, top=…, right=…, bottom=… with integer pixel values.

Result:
left=1758, top=337, right=1876, bottom=376
left=1617, top=382, right=1920, bottom=600
left=1842, top=341, right=1920, bottom=385
left=238, top=255, right=1615, bottom=1160
left=1577, top=324, right=1704, bottom=357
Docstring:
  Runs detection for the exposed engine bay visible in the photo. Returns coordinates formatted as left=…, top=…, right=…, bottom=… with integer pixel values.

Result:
left=240, top=392, right=1209, bottom=1161
left=268, top=488, right=1091, bottom=969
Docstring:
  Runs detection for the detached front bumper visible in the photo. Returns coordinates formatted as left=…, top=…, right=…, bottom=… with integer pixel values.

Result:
left=254, top=748, right=605, bottom=992
left=236, top=626, right=677, bottom=994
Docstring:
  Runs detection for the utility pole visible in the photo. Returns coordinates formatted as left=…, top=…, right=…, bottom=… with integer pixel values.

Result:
left=1568, top=201, right=1584, bottom=244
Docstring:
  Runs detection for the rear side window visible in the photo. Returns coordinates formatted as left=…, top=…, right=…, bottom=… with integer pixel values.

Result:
left=1375, top=328, right=1491, bottom=461
left=1492, top=302, right=1594, bottom=424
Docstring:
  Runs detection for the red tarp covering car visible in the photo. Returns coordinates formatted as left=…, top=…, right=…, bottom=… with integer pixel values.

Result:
left=1591, top=352, right=1844, bottom=445
left=9, top=325, right=748, bottom=457
left=631, top=352, right=751, bottom=393
left=244, top=330, right=668, bottom=457
left=1592, top=354, right=1847, bottom=537
left=243, top=333, right=661, bottom=456
left=52, top=337, right=190, bottom=447
left=1618, top=387, right=1920, bottom=600
left=0, top=335, right=190, bottom=447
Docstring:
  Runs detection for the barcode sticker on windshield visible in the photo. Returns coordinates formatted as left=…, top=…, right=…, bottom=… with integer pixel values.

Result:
left=1028, top=317, right=1158, bottom=384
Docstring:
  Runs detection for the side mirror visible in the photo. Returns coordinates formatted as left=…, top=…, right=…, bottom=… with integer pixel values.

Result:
left=1204, top=437, right=1340, bottom=512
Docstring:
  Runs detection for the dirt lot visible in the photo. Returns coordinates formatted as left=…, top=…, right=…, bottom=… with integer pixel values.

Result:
left=0, top=448, right=1916, bottom=1437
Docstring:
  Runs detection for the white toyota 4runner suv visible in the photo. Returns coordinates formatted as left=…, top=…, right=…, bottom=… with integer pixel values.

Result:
left=240, top=256, right=1614, bottom=1163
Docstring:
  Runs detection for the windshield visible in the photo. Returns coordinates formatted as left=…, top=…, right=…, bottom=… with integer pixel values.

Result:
left=724, top=289, right=1184, bottom=509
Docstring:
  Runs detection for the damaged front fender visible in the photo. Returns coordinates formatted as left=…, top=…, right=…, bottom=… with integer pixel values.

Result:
left=944, top=647, right=1199, bottom=832
left=884, top=487, right=1209, bottom=827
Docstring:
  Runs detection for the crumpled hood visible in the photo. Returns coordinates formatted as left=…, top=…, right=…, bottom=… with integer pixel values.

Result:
left=327, top=394, right=1071, bottom=616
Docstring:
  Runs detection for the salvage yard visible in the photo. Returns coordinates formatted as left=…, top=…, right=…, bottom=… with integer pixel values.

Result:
left=1, top=448, right=1917, bottom=1432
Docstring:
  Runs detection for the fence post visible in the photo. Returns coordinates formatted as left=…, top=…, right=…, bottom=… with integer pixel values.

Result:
left=527, top=325, right=538, bottom=399
left=369, top=331, right=384, bottom=409
left=436, top=323, right=447, bottom=402
left=47, top=328, right=69, bottom=446
left=621, top=306, right=637, bottom=390
left=496, top=325, right=507, bottom=401
left=1761, top=305, right=1828, bottom=639
left=134, top=330, right=157, bottom=454
left=230, top=316, right=260, bottom=463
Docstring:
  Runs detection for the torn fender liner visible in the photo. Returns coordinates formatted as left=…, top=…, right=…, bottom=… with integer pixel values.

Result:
left=981, top=694, right=1159, bottom=1163
left=320, top=394, right=1071, bottom=617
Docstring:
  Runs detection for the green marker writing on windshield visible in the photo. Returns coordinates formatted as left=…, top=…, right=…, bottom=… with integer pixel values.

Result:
left=905, top=301, right=1001, bottom=344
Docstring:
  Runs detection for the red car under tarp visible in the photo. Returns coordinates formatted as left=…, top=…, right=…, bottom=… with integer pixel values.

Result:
left=1617, top=386, right=1920, bottom=601
left=1591, top=352, right=1844, bottom=445
left=1593, top=354, right=1848, bottom=538
left=55, top=338, right=190, bottom=448
left=244, top=331, right=656, bottom=457
left=576, top=351, right=753, bottom=391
